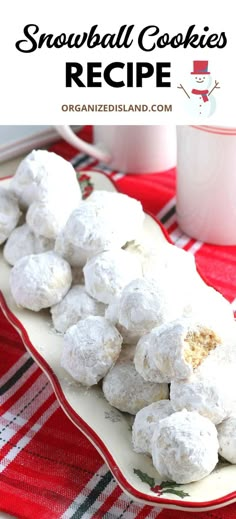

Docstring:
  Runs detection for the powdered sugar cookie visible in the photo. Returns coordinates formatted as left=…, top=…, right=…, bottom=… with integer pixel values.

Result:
left=0, top=187, right=21, bottom=244
left=132, top=400, right=173, bottom=455
left=134, top=317, right=222, bottom=383
left=61, top=316, right=122, bottom=386
left=10, top=149, right=81, bottom=209
left=84, top=249, right=142, bottom=304
left=151, top=409, right=219, bottom=484
left=57, top=202, right=119, bottom=255
left=217, top=416, right=236, bottom=463
left=61, top=192, right=144, bottom=258
left=10, top=251, right=72, bottom=311
left=105, top=298, right=141, bottom=345
left=143, top=242, right=234, bottom=340
left=170, top=365, right=233, bottom=425
left=143, top=242, right=198, bottom=282
left=55, top=229, right=90, bottom=268
left=118, top=278, right=183, bottom=336
left=183, top=284, right=235, bottom=339
left=88, top=190, right=144, bottom=242
left=3, top=223, right=54, bottom=266
left=51, top=284, right=106, bottom=333
left=102, top=346, right=168, bottom=415
left=134, top=332, right=167, bottom=383
left=26, top=195, right=79, bottom=239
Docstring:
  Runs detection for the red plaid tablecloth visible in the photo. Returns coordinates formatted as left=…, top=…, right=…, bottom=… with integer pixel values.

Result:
left=1, top=126, right=236, bottom=519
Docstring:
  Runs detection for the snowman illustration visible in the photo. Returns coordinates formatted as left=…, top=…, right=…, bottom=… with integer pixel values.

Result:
left=178, top=60, right=220, bottom=117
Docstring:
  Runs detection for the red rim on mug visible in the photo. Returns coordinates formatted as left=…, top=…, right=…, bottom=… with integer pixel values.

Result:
left=191, top=126, right=236, bottom=136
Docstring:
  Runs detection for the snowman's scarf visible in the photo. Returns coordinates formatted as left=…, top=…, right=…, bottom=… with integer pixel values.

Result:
left=191, top=89, right=209, bottom=102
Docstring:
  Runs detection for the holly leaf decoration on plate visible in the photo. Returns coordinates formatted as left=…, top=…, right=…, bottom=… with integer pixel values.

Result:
left=133, top=469, right=155, bottom=488
left=133, top=469, right=190, bottom=499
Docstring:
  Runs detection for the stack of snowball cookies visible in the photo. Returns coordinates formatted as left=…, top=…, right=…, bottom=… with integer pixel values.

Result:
left=1, top=149, right=236, bottom=486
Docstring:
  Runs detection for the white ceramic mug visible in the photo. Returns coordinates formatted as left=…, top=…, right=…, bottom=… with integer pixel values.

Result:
left=176, top=125, right=236, bottom=245
left=55, top=125, right=176, bottom=174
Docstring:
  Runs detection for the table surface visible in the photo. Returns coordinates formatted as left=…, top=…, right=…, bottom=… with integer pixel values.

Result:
left=1, top=143, right=236, bottom=519
left=0, top=156, right=25, bottom=519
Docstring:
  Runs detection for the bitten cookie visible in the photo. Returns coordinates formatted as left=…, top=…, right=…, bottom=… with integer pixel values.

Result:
left=134, top=317, right=222, bottom=383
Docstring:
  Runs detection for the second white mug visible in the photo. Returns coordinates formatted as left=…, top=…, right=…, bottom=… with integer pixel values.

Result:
left=177, top=125, right=236, bottom=245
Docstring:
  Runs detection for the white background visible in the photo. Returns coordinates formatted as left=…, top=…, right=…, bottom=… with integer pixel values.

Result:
left=0, top=0, right=235, bottom=124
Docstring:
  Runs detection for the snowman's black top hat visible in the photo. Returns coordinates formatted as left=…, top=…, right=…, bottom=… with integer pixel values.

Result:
left=191, top=60, right=210, bottom=74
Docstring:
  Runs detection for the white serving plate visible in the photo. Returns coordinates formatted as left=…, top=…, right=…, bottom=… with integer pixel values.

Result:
left=1, top=172, right=236, bottom=513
